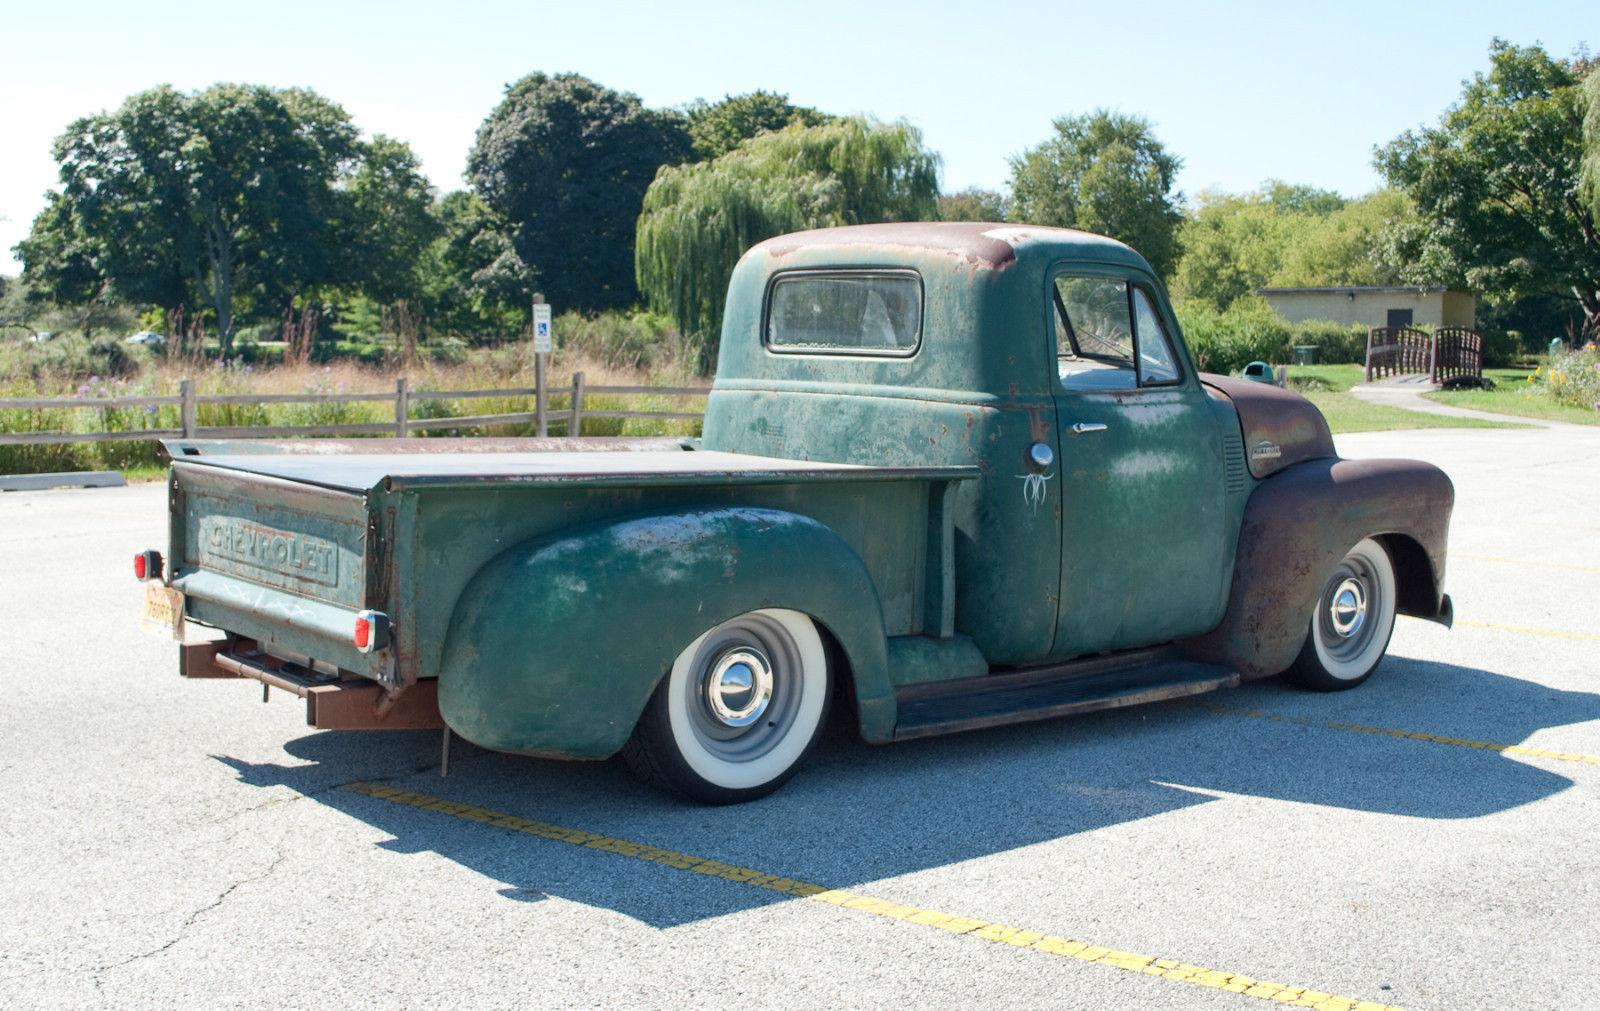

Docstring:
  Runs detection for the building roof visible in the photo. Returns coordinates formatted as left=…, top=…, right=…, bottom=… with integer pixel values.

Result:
left=1257, top=285, right=1459, bottom=296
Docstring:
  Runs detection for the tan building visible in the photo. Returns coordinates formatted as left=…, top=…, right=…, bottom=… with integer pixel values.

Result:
left=1257, top=286, right=1476, bottom=329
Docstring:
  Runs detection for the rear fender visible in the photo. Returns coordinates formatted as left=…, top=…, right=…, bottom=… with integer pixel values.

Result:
left=437, top=506, right=892, bottom=758
left=1182, top=457, right=1453, bottom=679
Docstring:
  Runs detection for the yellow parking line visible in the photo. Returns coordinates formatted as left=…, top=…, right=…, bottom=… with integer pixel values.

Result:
left=1455, top=553, right=1600, bottom=576
left=1455, top=619, right=1600, bottom=642
left=345, top=781, right=1399, bottom=1011
left=1203, top=704, right=1600, bottom=765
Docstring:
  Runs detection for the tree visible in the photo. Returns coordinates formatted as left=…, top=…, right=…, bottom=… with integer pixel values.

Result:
left=1377, top=40, right=1600, bottom=339
left=938, top=187, right=1008, bottom=222
left=1582, top=65, right=1600, bottom=229
left=1008, top=111, right=1184, bottom=278
left=11, top=191, right=129, bottom=337
left=417, top=190, right=530, bottom=342
left=467, top=72, right=691, bottom=315
left=684, top=90, right=831, bottom=159
left=1173, top=184, right=1422, bottom=309
left=18, top=84, right=390, bottom=354
left=342, top=134, right=441, bottom=305
left=635, top=117, right=940, bottom=359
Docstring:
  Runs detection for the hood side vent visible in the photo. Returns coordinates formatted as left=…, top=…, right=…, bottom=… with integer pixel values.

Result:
left=1223, top=431, right=1248, bottom=495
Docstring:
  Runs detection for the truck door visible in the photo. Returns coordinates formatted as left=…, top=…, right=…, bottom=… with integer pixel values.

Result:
left=1047, top=268, right=1231, bottom=658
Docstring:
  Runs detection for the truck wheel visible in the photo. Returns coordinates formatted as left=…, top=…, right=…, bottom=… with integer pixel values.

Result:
left=623, top=608, right=831, bottom=804
left=1286, top=537, right=1397, bottom=691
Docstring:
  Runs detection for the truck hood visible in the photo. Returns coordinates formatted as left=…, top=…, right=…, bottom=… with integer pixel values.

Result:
left=1200, top=374, right=1335, bottom=479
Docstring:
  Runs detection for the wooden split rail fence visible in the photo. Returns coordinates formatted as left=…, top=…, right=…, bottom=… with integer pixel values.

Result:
left=1364, top=326, right=1483, bottom=384
left=0, top=373, right=709, bottom=447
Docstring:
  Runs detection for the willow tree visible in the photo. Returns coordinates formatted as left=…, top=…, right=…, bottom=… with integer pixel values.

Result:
left=635, top=117, right=940, bottom=363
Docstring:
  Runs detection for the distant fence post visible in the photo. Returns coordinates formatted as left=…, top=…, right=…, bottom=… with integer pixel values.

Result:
left=570, top=372, right=585, bottom=438
left=180, top=378, right=196, bottom=437
left=394, top=377, right=409, bottom=437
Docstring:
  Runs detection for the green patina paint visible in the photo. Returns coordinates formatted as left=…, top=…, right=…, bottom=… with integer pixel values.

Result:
left=168, top=223, right=1415, bottom=761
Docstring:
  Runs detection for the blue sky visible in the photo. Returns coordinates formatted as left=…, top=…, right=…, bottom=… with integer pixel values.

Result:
left=0, top=0, right=1592, bottom=273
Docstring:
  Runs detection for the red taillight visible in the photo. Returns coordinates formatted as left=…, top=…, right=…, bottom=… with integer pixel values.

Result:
left=354, top=610, right=388, bottom=653
left=134, top=550, right=162, bottom=581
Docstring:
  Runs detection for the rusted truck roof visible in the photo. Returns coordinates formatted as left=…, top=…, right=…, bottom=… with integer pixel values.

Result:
left=748, top=221, right=1145, bottom=272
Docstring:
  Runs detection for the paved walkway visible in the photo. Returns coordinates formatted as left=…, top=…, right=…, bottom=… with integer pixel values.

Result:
left=1348, top=378, right=1582, bottom=429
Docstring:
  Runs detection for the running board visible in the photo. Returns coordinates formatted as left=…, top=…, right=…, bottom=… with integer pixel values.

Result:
left=892, top=652, right=1238, bottom=741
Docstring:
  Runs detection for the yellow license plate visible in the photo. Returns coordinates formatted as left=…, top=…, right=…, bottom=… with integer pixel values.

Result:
left=141, top=583, right=186, bottom=640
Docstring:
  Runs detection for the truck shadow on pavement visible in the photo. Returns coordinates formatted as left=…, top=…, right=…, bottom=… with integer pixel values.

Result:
left=213, top=653, right=1597, bottom=928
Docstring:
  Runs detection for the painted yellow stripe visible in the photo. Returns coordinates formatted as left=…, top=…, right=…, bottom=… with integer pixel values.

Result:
left=1455, top=553, right=1600, bottom=576
left=345, top=781, right=1399, bottom=1011
left=1204, top=704, right=1600, bottom=765
left=1455, top=619, right=1600, bottom=642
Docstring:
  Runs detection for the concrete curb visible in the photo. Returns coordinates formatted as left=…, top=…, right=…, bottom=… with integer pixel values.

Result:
left=0, top=471, right=127, bottom=492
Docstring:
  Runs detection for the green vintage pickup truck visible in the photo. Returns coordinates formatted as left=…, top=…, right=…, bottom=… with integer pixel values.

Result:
left=139, top=223, right=1454, bottom=803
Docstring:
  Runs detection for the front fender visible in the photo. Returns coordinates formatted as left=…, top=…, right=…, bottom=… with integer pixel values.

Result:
left=437, top=506, right=892, bottom=758
left=1183, top=457, right=1453, bottom=679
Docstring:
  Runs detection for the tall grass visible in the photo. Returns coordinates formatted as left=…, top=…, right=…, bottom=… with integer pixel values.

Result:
left=0, top=350, right=706, bottom=476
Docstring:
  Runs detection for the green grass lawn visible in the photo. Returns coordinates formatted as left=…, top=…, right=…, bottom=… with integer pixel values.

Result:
left=1237, top=363, right=1532, bottom=432
left=1303, top=391, right=1528, bottom=434
left=1425, top=386, right=1600, bottom=425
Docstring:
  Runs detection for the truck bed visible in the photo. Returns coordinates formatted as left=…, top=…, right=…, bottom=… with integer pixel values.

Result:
left=164, top=442, right=976, bottom=697
left=167, top=448, right=976, bottom=493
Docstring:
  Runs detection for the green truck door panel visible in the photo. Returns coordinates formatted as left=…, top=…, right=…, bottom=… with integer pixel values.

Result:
left=1048, top=268, right=1231, bottom=658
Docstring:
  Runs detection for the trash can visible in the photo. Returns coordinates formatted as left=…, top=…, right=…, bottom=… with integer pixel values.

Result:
left=1293, top=345, right=1317, bottom=365
left=1242, top=361, right=1277, bottom=384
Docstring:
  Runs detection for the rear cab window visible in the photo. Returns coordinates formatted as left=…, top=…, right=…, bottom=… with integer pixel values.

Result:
left=1053, top=275, right=1183, bottom=390
left=766, top=270, right=922, bottom=357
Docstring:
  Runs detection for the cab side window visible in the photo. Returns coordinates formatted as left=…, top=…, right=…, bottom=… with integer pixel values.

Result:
left=1131, top=286, right=1181, bottom=386
left=1054, top=275, right=1183, bottom=391
left=1054, top=276, right=1135, bottom=391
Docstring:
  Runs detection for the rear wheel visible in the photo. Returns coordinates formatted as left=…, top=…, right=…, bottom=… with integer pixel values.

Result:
left=1286, top=537, right=1397, bottom=691
left=623, top=608, right=830, bottom=804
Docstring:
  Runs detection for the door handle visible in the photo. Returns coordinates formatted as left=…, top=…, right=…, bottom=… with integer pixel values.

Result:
left=1070, top=422, right=1108, bottom=435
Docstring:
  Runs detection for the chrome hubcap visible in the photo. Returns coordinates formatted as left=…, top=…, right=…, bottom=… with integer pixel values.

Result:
left=1328, top=577, right=1367, bottom=639
left=703, top=647, right=773, bottom=728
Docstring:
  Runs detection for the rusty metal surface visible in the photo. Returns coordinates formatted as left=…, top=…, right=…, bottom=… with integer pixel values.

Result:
left=306, top=679, right=443, bottom=731
left=1182, top=456, right=1454, bottom=679
left=1200, top=374, right=1335, bottom=479
left=178, top=640, right=239, bottom=679
left=161, top=436, right=685, bottom=460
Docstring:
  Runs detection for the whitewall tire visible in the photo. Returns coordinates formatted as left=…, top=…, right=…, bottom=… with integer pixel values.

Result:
left=623, top=608, right=831, bottom=804
left=1287, top=537, right=1397, bottom=691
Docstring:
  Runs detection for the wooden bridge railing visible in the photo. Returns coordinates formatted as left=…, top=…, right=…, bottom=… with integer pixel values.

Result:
left=1430, top=327, right=1483, bottom=384
left=1364, top=326, right=1483, bottom=384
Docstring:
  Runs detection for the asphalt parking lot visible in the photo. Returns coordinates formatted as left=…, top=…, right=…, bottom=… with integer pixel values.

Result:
left=2, top=424, right=1597, bottom=1010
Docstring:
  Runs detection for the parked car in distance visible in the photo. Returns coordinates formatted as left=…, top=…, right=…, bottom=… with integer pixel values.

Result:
left=126, top=330, right=165, bottom=346
left=31, top=331, right=54, bottom=342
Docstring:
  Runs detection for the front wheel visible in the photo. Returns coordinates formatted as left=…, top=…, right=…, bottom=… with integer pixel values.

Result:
left=1286, top=537, right=1397, bottom=692
left=623, top=608, right=831, bottom=804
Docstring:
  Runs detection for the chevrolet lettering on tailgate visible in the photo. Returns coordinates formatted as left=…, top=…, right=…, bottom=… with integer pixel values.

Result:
left=200, top=517, right=339, bottom=586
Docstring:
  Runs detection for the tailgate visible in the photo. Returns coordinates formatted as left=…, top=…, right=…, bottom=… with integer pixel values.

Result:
left=169, top=461, right=389, bottom=680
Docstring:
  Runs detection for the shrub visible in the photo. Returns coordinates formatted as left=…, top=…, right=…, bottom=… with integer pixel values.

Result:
left=1284, top=320, right=1368, bottom=364
left=553, top=309, right=681, bottom=372
left=1479, top=327, right=1521, bottom=369
left=1536, top=348, right=1600, bottom=411
left=427, top=337, right=469, bottom=366
left=1174, top=297, right=1290, bottom=374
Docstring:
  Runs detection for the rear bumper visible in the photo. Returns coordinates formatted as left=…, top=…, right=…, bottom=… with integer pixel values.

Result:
left=175, top=569, right=393, bottom=685
left=180, top=640, right=441, bottom=730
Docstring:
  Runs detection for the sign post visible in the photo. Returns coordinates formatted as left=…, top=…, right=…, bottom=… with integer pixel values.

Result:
left=532, top=295, right=552, bottom=437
